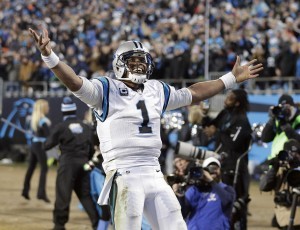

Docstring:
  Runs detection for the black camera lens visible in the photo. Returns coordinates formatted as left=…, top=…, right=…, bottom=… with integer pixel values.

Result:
left=286, top=168, right=300, bottom=187
left=189, top=166, right=203, bottom=179
left=277, top=150, right=289, bottom=161
left=271, top=104, right=291, bottom=120
left=271, top=105, right=282, bottom=116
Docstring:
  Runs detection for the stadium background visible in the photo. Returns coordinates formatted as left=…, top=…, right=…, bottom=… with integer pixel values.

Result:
left=0, top=0, right=300, bottom=229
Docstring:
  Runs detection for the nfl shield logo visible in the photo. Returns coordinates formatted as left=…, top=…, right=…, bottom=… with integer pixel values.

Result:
left=119, top=88, right=128, bottom=96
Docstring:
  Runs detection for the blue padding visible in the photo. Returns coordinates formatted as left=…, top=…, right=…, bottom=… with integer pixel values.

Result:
left=94, top=77, right=109, bottom=122
left=159, top=81, right=170, bottom=114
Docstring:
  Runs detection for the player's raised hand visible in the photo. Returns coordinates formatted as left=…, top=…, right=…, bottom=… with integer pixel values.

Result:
left=232, top=56, right=263, bottom=83
left=29, top=28, right=52, bottom=56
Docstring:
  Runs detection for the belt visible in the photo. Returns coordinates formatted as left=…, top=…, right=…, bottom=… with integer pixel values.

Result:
left=117, top=166, right=161, bottom=175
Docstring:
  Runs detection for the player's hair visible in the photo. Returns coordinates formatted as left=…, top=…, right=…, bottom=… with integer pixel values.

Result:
left=31, top=99, right=50, bottom=132
left=232, top=89, right=249, bottom=114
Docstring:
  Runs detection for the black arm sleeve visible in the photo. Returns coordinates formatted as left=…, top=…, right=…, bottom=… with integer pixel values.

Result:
left=211, top=182, right=236, bottom=208
left=281, top=123, right=300, bottom=142
left=261, top=118, right=276, bottom=143
left=259, top=167, right=278, bottom=192
left=44, top=125, right=61, bottom=150
left=177, top=195, right=192, bottom=219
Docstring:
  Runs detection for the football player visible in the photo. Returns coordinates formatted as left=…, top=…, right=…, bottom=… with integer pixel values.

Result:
left=29, top=28, right=263, bottom=230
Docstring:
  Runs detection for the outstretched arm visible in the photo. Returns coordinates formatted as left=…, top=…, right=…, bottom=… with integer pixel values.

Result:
left=29, top=28, right=83, bottom=91
left=188, top=56, right=263, bottom=104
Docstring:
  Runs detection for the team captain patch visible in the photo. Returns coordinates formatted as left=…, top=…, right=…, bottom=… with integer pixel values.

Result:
left=119, top=88, right=129, bottom=96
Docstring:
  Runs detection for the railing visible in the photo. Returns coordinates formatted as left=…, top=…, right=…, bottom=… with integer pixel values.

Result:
left=1, top=75, right=299, bottom=99
left=2, top=81, right=72, bottom=98
left=163, top=75, right=300, bottom=94
left=247, top=76, right=299, bottom=94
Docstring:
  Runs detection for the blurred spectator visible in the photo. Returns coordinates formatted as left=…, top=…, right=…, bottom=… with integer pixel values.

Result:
left=296, top=42, right=300, bottom=89
left=22, top=99, right=51, bottom=203
left=19, top=55, right=36, bottom=92
left=275, top=41, right=298, bottom=88
left=178, top=101, right=213, bottom=148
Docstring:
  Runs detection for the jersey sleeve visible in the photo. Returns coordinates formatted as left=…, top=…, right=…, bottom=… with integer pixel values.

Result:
left=165, top=85, right=192, bottom=111
left=72, top=76, right=104, bottom=110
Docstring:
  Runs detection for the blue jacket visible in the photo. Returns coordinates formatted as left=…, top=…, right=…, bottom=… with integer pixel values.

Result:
left=183, top=182, right=235, bottom=230
left=90, top=167, right=106, bottom=216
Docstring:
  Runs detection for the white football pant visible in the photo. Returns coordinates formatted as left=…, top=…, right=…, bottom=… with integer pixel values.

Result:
left=112, top=166, right=187, bottom=230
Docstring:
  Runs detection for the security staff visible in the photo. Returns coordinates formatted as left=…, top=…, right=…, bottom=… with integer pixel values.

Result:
left=44, top=97, right=99, bottom=230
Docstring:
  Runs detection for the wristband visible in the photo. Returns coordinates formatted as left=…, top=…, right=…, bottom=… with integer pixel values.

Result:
left=219, top=72, right=236, bottom=89
left=41, top=51, right=60, bottom=69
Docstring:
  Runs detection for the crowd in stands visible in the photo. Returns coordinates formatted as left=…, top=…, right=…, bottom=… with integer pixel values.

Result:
left=0, top=0, right=300, bottom=93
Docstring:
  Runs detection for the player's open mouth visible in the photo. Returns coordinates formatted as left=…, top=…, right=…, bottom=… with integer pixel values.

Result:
left=133, top=67, right=144, bottom=73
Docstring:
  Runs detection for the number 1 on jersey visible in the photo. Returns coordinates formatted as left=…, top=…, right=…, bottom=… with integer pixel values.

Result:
left=136, top=100, right=152, bottom=133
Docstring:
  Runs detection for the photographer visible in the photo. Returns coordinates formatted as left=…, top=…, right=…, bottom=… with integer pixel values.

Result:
left=261, top=94, right=300, bottom=160
left=259, top=139, right=300, bottom=229
left=172, top=157, right=236, bottom=230
left=178, top=101, right=213, bottom=148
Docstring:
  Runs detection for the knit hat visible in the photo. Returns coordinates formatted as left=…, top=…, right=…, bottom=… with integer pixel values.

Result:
left=278, top=94, right=294, bottom=106
left=203, top=157, right=221, bottom=168
left=61, top=97, right=77, bottom=113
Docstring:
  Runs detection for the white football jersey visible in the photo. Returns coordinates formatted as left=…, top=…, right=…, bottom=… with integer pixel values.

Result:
left=73, top=77, right=192, bottom=172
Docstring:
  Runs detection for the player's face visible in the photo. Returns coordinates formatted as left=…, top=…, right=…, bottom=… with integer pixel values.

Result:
left=126, top=56, right=147, bottom=74
left=224, top=92, right=237, bottom=109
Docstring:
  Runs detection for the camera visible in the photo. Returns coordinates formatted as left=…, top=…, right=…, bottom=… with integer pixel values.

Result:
left=277, top=150, right=290, bottom=162
left=167, top=165, right=209, bottom=195
left=166, top=174, right=187, bottom=195
left=251, top=123, right=266, bottom=147
left=232, top=196, right=251, bottom=216
left=175, top=141, right=203, bottom=159
left=188, top=166, right=204, bottom=184
left=231, top=196, right=251, bottom=226
left=166, top=166, right=205, bottom=186
left=175, top=141, right=222, bottom=160
left=286, top=167, right=300, bottom=188
left=268, top=150, right=290, bottom=168
left=271, top=104, right=291, bottom=120
left=274, top=189, right=292, bottom=206
left=166, top=174, right=185, bottom=186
